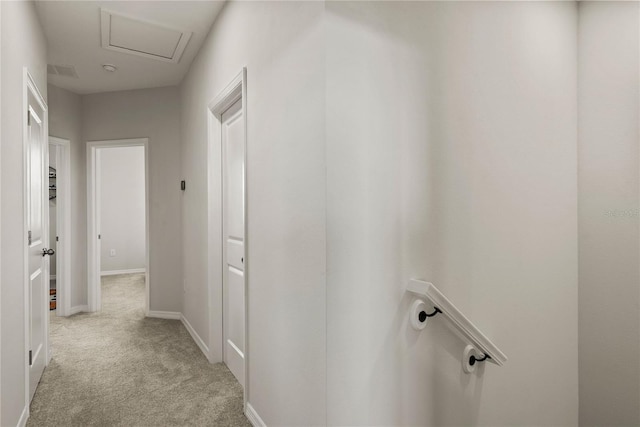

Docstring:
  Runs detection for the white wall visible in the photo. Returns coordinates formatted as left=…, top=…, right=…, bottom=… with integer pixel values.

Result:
left=48, top=84, right=85, bottom=307
left=0, top=1, right=3, bottom=422
left=82, top=87, right=182, bottom=313
left=49, top=85, right=178, bottom=310
left=99, top=146, right=146, bottom=273
left=180, top=1, right=326, bottom=424
left=0, top=1, right=47, bottom=425
left=182, top=2, right=581, bottom=425
left=578, top=2, right=640, bottom=425
left=326, top=2, right=578, bottom=425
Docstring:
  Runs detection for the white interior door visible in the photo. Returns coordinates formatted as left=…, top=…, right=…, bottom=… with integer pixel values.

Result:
left=26, top=100, right=49, bottom=401
left=222, top=98, right=245, bottom=387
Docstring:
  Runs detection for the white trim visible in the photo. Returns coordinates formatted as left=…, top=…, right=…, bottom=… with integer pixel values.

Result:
left=23, top=67, right=48, bottom=413
left=69, top=305, right=88, bottom=316
left=16, top=405, right=28, bottom=427
left=227, top=338, right=244, bottom=359
left=207, top=72, right=244, bottom=113
left=181, top=314, right=211, bottom=361
left=245, top=403, right=266, bottom=427
left=100, top=268, right=146, bottom=276
left=147, top=311, right=181, bottom=320
left=207, top=67, right=249, bottom=406
left=87, top=138, right=150, bottom=315
left=50, top=275, right=56, bottom=280
left=0, top=4, right=3, bottom=420
left=206, top=89, right=224, bottom=364
left=49, top=137, right=71, bottom=318
left=22, top=70, right=30, bottom=413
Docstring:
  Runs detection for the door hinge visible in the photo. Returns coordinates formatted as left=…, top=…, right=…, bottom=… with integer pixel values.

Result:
left=27, top=110, right=31, bottom=126
left=28, top=230, right=32, bottom=245
left=56, top=236, right=59, bottom=242
left=98, top=234, right=101, bottom=240
left=29, top=350, right=32, bottom=366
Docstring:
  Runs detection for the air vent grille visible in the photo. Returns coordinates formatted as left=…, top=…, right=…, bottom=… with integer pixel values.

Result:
left=47, top=64, right=79, bottom=78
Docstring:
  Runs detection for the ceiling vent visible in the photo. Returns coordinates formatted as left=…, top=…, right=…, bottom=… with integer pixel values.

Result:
left=47, top=64, right=79, bottom=78
left=100, top=9, right=192, bottom=63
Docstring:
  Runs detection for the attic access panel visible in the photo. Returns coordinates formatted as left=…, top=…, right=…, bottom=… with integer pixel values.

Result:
left=101, top=9, right=192, bottom=63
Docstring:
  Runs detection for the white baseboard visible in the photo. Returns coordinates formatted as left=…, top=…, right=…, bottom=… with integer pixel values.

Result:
left=100, top=268, right=146, bottom=276
left=147, top=311, right=181, bottom=320
left=17, top=405, right=28, bottom=427
left=180, top=314, right=210, bottom=360
left=245, top=403, right=266, bottom=427
left=69, top=305, right=88, bottom=315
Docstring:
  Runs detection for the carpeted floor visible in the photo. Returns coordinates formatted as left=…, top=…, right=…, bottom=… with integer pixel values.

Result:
left=27, top=273, right=250, bottom=427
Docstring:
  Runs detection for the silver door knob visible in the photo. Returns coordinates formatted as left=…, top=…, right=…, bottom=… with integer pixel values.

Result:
left=42, top=248, right=55, bottom=257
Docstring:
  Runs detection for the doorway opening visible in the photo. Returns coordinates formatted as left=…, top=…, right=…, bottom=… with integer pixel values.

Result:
left=207, top=68, right=248, bottom=408
left=87, top=139, right=149, bottom=314
left=48, top=137, right=71, bottom=317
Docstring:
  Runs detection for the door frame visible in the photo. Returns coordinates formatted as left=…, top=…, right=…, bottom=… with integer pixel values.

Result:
left=48, top=137, right=71, bottom=317
left=22, top=67, right=49, bottom=412
left=86, top=138, right=150, bottom=314
left=207, top=68, right=248, bottom=407
left=0, top=2, right=2, bottom=418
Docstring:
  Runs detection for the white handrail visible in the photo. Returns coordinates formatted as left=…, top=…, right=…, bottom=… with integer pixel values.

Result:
left=407, top=279, right=507, bottom=367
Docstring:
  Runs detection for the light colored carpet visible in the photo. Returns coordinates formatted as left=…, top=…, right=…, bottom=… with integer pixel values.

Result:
left=27, top=273, right=250, bottom=427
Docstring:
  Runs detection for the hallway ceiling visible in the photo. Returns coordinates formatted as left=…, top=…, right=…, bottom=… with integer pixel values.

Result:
left=35, top=1, right=225, bottom=94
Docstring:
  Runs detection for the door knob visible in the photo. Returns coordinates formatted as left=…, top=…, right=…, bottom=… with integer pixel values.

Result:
left=42, top=248, right=55, bottom=257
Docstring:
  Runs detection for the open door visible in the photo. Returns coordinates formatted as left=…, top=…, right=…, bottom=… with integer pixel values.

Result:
left=25, top=71, right=50, bottom=402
